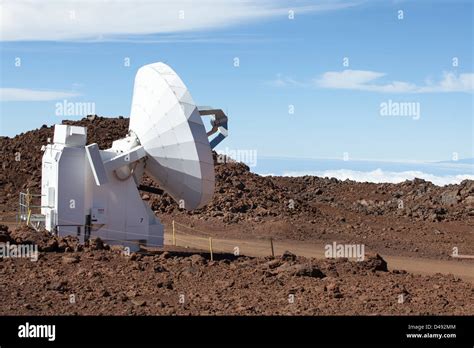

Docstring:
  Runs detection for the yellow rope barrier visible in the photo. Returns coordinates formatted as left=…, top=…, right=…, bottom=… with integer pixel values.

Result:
left=171, top=219, right=275, bottom=258
left=17, top=212, right=273, bottom=258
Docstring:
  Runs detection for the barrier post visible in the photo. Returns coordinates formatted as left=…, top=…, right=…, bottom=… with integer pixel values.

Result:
left=209, top=237, right=214, bottom=261
left=270, top=237, right=275, bottom=257
left=26, top=189, right=31, bottom=226
left=27, top=209, right=31, bottom=226
left=172, top=220, right=176, bottom=246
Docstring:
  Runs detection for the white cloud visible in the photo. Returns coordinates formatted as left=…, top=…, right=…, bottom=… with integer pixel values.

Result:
left=265, top=73, right=308, bottom=87
left=0, top=88, right=81, bottom=101
left=314, top=69, right=474, bottom=93
left=317, top=70, right=387, bottom=89
left=0, top=0, right=357, bottom=41
left=420, top=71, right=474, bottom=93
left=280, top=168, right=474, bottom=186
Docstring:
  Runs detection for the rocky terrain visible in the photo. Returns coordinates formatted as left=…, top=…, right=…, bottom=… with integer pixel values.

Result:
left=0, top=116, right=473, bottom=316
left=0, top=225, right=472, bottom=315
left=1, top=116, right=473, bottom=260
left=2, top=116, right=472, bottom=221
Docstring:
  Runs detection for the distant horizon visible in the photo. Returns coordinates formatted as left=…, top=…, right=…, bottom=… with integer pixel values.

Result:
left=2, top=115, right=474, bottom=166
left=2, top=114, right=473, bottom=187
left=253, top=158, right=474, bottom=186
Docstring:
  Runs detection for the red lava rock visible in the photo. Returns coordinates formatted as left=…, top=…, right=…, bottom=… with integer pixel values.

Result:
left=281, top=251, right=297, bottom=262
left=1, top=116, right=473, bottom=259
left=1, top=249, right=470, bottom=315
left=361, top=254, right=388, bottom=272
left=131, top=299, right=146, bottom=307
left=48, top=281, right=68, bottom=293
left=153, top=264, right=167, bottom=273
left=0, top=224, right=13, bottom=243
left=61, top=255, right=80, bottom=264
left=0, top=116, right=473, bottom=316
left=84, top=237, right=108, bottom=251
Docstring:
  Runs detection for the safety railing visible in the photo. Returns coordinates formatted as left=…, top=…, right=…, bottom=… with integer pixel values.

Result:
left=18, top=189, right=47, bottom=230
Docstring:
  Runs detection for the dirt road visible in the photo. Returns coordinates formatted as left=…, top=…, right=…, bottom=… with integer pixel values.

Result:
left=164, top=230, right=474, bottom=284
left=2, top=216, right=472, bottom=283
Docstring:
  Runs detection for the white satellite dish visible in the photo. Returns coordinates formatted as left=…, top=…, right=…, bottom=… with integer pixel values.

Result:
left=129, top=62, right=214, bottom=210
left=40, top=62, right=229, bottom=250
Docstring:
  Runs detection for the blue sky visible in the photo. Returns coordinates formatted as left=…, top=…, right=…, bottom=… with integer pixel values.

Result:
left=1, top=0, right=473, bottom=163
